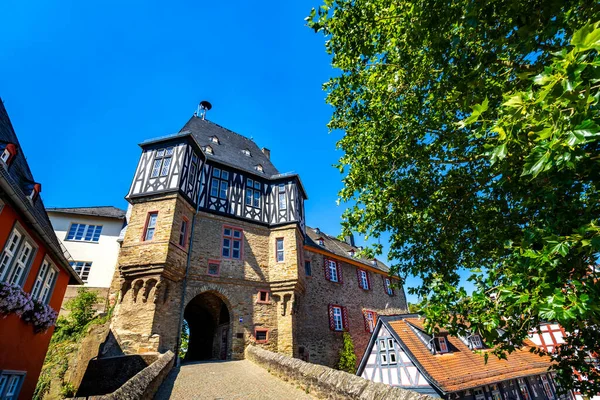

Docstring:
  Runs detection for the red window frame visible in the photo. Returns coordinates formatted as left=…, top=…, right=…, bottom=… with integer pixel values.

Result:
left=142, top=211, right=159, bottom=241
left=257, top=290, right=270, bottom=304
left=177, top=216, right=189, bottom=249
left=328, top=304, right=349, bottom=332
left=207, top=259, right=220, bottom=277
left=275, top=237, right=285, bottom=262
left=1, top=143, right=17, bottom=166
left=254, top=328, right=269, bottom=344
left=363, top=310, right=377, bottom=332
left=222, top=225, right=243, bottom=259
left=324, top=257, right=343, bottom=284
left=356, top=268, right=371, bottom=290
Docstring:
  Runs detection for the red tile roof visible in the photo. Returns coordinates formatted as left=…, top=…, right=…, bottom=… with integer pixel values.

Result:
left=389, top=318, right=553, bottom=393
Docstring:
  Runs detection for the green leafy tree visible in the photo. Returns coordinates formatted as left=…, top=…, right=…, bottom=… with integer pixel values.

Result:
left=180, top=320, right=189, bottom=359
left=408, top=302, right=420, bottom=314
left=338, top=332, right=357, bottom=373
left=309, top=1, right=600, bottom=395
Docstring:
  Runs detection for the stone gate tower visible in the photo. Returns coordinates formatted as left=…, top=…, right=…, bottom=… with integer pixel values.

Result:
left=109, top=111, right=308, bottom=360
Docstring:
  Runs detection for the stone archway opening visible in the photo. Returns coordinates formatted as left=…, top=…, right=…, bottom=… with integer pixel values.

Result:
left=183, top=291, right=231, bottom=362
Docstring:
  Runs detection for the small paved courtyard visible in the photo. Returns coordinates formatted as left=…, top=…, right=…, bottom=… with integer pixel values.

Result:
left=155, top=360, right=316, bottom=400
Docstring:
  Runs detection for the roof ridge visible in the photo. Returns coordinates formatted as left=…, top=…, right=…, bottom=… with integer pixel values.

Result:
left=48, top=205, right=124, bottom=210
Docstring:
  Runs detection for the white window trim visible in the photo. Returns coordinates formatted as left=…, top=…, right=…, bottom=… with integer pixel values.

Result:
left=332, top=306, right=343, bottom=331
left=471, top=334, right=483, bottom=349
left=365, top=312, right=375, bottom=332
left=31, top=259, right=49, bottom=300
left=9, top=240, right=33, bottom=286
left=385, top=278, right=393, bottom=295
left=360, top=270, right=369, bottom=289
left=328, top=260, right=338, bottom=282
left=0, top=229, right=22, bottom=282
left=71, top=261, right=93, bottom=283
left=65, top=223, right=103, bottom=243
left=40, top=265, right=58, bottom=304
left=438, top=337, right=449, bottom=353
left=389, top=351, right=397, bottom=364
left=276, top=238, right=284, bottom=262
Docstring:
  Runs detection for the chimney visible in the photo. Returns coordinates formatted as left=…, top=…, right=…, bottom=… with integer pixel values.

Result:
left=344, top=233, right=355, bottom=247
left=261, top=148, right=270, bottom=159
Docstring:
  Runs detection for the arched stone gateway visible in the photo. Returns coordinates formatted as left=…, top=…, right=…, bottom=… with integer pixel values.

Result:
left=183, top=291, right=232, bottom=361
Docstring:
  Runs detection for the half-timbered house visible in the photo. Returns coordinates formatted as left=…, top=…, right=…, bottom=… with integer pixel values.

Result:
left=358, top=315, right=567, bottom=400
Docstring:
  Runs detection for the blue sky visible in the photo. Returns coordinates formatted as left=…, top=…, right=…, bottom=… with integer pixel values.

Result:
left=0, top=0, right=428, bottom=302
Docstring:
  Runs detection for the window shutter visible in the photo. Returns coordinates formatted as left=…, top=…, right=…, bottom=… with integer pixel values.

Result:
left=328, top=304, right=335, bottom=331
left=356, top=269, right=362, bottom=289
left=324, top=257, right=331, bottom=281
left=342, top=306, right=349, bottom=331
left=366, top=271, right=371, bottom=290
left=337, top=262, right=343, bottom=284
left=362, top=310, right=370, bottom=332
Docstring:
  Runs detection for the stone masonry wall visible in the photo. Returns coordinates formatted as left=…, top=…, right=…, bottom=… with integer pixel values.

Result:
left=246, top=345, right=434, bottom=400
left=296, top=250, right=408, bottom=368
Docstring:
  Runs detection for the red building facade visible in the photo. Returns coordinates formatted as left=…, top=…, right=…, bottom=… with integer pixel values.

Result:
left=0, top=99, right=81, bottom=399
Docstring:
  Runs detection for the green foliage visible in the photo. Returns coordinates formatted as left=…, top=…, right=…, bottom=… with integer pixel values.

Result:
left=309, top=1, right=600, bottom=395
left=179, top=319, right=189, bottom=359
left=52, top=287, right=99, bottom=342
left=34, top=288, right=106, bottom=399
left=60, top=382, right=76, bottom=398
left=408, top=302, right=421, bottom=314
left=338, top=332, right=357, bottom=373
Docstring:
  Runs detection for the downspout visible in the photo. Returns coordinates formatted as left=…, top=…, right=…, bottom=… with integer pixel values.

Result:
left=175, top=177, right=203, bottom=366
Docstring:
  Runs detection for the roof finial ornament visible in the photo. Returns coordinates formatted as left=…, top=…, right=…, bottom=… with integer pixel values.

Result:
left=197, top=100, right=212, bottom=120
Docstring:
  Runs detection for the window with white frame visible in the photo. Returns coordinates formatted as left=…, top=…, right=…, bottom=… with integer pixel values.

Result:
left=470, top=334, right=483, bottom=349
left=437, top=336, right=449, bottom=353
left=143, top=213, right=158, bottom=241
left=0, top=372, right=25, bottom=400
left=0, top=229, right=22, bottom=282
left=210, top=136, right=219, bottom=144
left=32, top=259, right=58, bottom=303
left=388, top=338, right=394, bottom=349
left=150, top=147, right=174, bottom=178
left=210, top=168, right=229, bottom=199
left=276, top=238, right=284, bottom=262
left=379, top=339, right=387, bottom=350
left=327, top=259, right=339, bottom=282
left=65, top=223, right=102, bottom=242
left=222, top=227, right=242, bottom=259
left=332, top=306, right=343, bottom=331
left=474, top=388, right=486, bottom=400
left=358, top=269, right=369, bottom=289
left=8, top=240, right=33, bottom=286
left=0, top=148, right=10, bottom=163
left=490, top=385, right=502, bottom=400
left=380, top=353, right=388, bottom=365
left=389, top=351, right=397, bottom=364
left=246, top=179, right=261, bottom=208
left=71, top=261, right=92, bottom=283
left=278, top=184, right=286, bottom=210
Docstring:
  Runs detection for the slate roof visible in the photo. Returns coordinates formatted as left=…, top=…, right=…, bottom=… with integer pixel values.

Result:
left=0, top=99, right=81, bottom=283
left=180, top=116, right=280, bottom=177
left=305, top=225, right=390, bottom=274
left=47, top=206, right=126, bottom=220
left=376, top=315, right=553, bottom=393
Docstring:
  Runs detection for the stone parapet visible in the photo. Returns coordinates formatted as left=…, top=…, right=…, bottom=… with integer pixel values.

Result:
left=246, top=345, right=435, bottom=400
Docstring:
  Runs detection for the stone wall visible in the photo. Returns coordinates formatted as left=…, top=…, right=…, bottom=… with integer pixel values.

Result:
left=246, top=345, right=434, bottom=400
left=73, top=351, right=174, bottom=400
left=296, top=250, right=407, bottom=367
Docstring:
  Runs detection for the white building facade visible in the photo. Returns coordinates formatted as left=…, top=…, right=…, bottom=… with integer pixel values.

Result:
left=47, top=206, right=126, bottom=288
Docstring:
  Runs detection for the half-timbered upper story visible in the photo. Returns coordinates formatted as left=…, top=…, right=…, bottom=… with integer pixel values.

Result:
left=127, top=116, right=307, bottom=230
left=358, top=315, right=567, bottom=400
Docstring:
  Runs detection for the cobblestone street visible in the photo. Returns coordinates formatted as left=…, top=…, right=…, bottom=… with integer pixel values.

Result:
left=155, top=360, right=316, bottom=400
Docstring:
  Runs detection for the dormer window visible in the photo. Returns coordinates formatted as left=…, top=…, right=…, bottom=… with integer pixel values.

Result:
left=210, top=136, right=219, bottom=144
left=348, top=249, right=355, bottom=257
left=0, top=143, right=17, bottom=166
left=255, top=164, right=264, bottom=173
left=242, top=149, right=251, bottom=157
left=29, top=183, right=41, bottom=203
left=371, top=259, right=377, bottom=266
left=470, top=334, right=483, bottom=349
left=431, top=336, right=449, bottom=354
left=317, top=237, right=324, bottom=246
left=205, top=145, right=213, bottom=155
